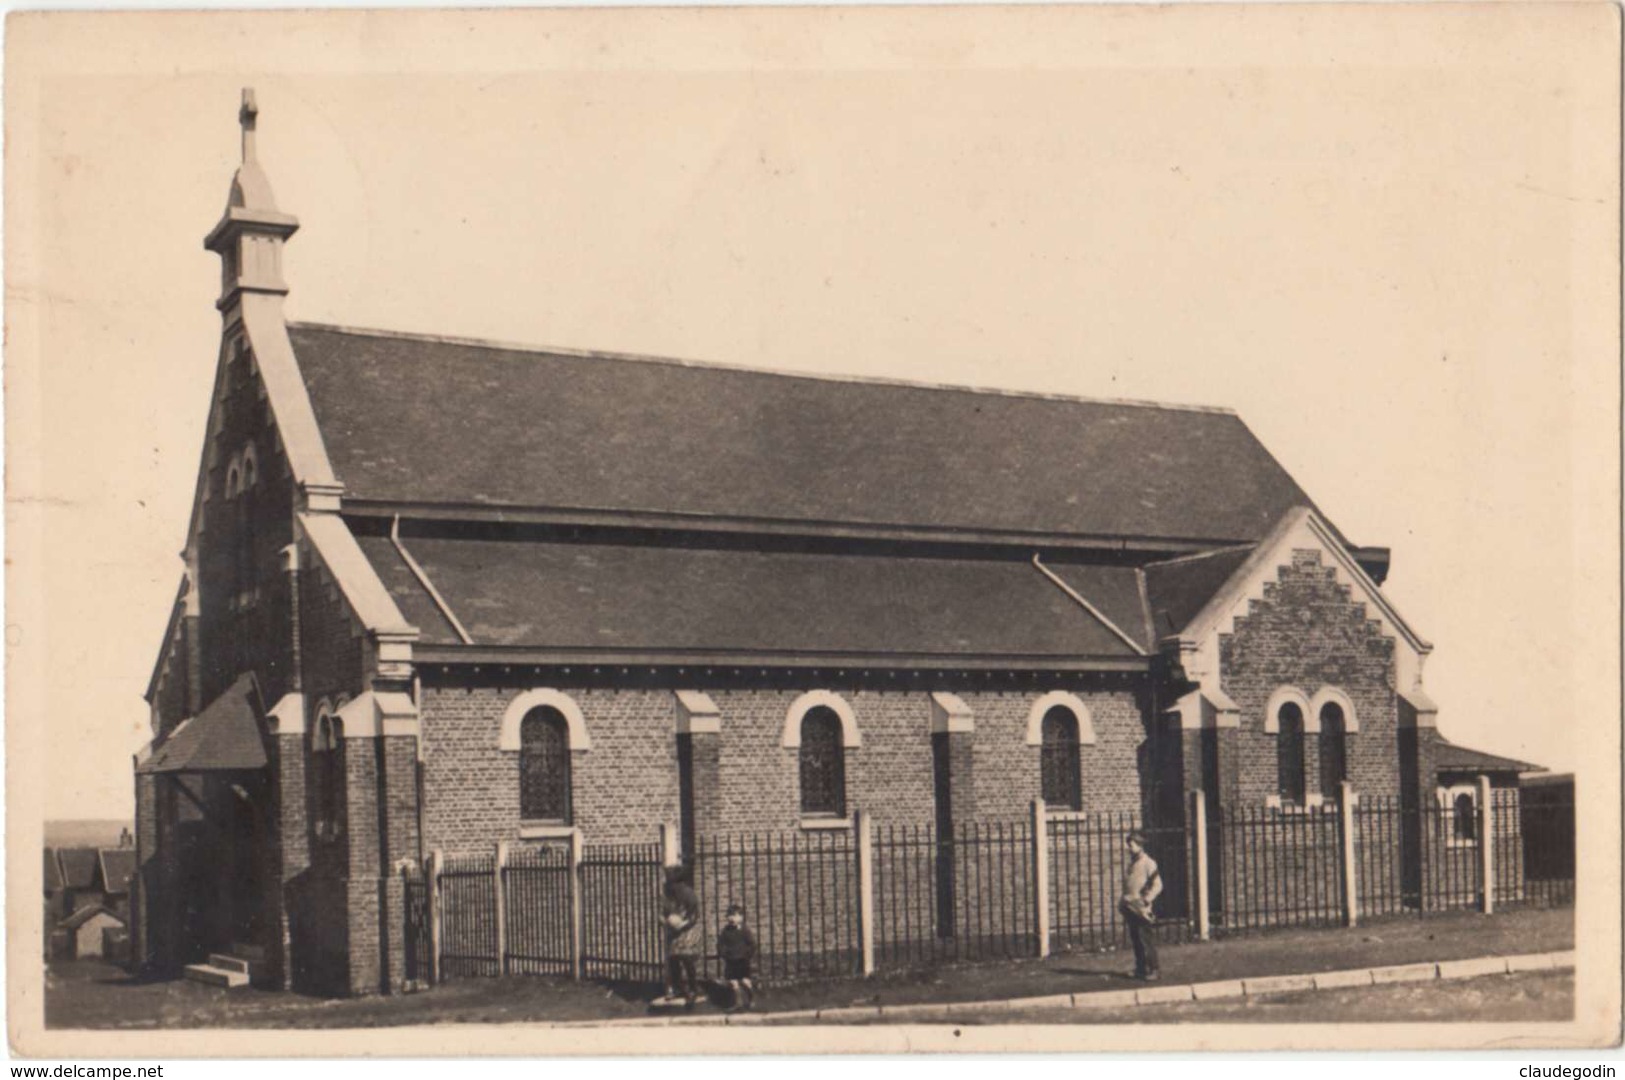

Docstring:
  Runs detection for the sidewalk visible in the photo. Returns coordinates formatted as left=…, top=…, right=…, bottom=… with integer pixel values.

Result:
left=47, top=906, right=1572, bottom=1029
left=649, top=905, right=1572, bottom=1020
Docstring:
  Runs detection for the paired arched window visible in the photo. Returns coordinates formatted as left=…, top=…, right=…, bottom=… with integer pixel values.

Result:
left=1275, top=701, right=1306, bottom=806
left=519, top=707, right=573, bottom=824
left=1039, top=707, right=1083, bottom=811
left=1318, top=702, right=1348, bottom=795
left=798, top=707, right=847, bottom=817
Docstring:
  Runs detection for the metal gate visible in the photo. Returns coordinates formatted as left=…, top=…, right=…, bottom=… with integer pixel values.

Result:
left=403, top=871, right=432, bottom=985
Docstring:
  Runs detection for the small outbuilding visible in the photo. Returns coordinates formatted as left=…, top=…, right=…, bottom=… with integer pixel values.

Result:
left=57, top=905, right=127, bottom=961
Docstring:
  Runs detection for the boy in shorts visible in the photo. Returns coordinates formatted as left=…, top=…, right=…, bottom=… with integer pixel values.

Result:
left=717, top=901, right=757, bottom=1012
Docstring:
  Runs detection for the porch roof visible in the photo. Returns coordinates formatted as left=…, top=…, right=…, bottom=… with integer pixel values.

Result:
left=138, top=673, right=268, bottom=774
left=1433, top=737, right=1542, bottom=776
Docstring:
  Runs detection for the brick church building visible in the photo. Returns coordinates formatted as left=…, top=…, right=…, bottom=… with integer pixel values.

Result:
left=133, top=92, right=1497, bottom=996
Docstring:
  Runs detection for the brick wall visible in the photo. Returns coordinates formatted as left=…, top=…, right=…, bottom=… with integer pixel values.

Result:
left=195, top=335, right=298, bottom=708
left=417, top=678, right=1153, bottom=851
left=1219, top=549, right=1400, bottom=807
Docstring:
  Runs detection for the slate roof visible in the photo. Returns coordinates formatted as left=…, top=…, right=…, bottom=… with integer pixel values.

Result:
left=1433, top=739, right=1542, bottom=775
left=293, top=324, right=1317, bottom=545
left=361, top=534, right=1144, bottom=661
left=139, top=673, right=267, bottom=773
left=57, top=848, right=100, bottom=890
left=1141, top=546, right=1258, bottom=641
left=99, top=850, right=136, bottom=895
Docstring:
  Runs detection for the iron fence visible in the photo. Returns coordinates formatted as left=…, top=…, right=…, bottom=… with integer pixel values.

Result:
left=1213, top=802, right=1344, bottom=932
left=1351, top=795, right=1414, bottom=917
left=871, top=819, right=1038, bottom=969
left=409, top=786, right=1572, bottom=990
left=692, top=828, right=860, bottom=984
left=504, top=842, right=573, bottom=976
left=579, top=842, right=664, bottom=982
left=439, top=851, right=498, bottom=978
left=402, top=871, right=431, bottom=985
left=1049, top=812, right=1195, bottom=953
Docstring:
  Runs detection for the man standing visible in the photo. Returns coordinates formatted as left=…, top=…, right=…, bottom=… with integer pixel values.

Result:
left=1120, top=829, right=1162, bottom=981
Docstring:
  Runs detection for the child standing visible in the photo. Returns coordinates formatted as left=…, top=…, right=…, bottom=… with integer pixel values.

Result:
left=716, top=902, right=757, bottom=1012
left=660, top=864, right=703, bottom=1008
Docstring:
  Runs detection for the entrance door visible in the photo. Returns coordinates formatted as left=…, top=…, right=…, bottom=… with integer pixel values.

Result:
left=226, top=776, right=267, bottom=946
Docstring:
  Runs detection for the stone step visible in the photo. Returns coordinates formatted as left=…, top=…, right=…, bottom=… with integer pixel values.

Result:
left=183, top=963, right=250, bottom=989
left=207, top=953, right=251, bottom=974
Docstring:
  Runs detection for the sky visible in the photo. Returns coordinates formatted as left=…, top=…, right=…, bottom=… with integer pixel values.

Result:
left=6, top=6, right=1617, bottom=822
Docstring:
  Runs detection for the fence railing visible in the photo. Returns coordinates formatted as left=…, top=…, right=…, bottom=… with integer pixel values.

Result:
left=400, top=781, right=1572, bottom=989
left=1213, top=802, right=1346, bottom=932
left=694, top=828, right=860, bottom=984
left=579, top=841, right=664, bottom=983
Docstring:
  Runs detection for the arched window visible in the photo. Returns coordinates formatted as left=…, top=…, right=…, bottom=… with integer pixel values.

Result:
left=225, top=462, right=241, bottom=499
left=1318, top=702, right=1348, bottom=796
left=311, top=706, right=345, bottom=842
left=1276, top=701, right=1306, bottom=806
left=1452, top=790, right=1477, bottom=843
left=1039, top=706, right=1082, bottom=811
left=520, top=707, right=573, bottom=823
left=798, top=707, right=847, bottom=817
left=241, top=444, right=258, bottom=491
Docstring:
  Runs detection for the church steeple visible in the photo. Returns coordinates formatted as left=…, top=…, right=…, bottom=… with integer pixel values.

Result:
left=204, top=88, right=299, bottom=312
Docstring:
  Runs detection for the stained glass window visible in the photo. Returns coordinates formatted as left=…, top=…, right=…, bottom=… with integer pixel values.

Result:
left=520, top=707, right=572, bottom=822
left=798, top=707, right=846, bottom=817
left=1276, top=701, right=1306, bottom=805
left=1040, top=707, right=1082, bottom=811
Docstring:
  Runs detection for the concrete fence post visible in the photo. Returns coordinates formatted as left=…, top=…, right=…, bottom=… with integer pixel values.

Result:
left=659, top=822, right=680, bottom=868
left=569, top=829, right=585, bottom=981
left=1340, top=782, right=1359, bottom=927
left=494, top=840, right=510, bottom=976
left=1478, top=775, right=1494, bottom=914
left=427, top=849, right=443, bottom=985
left=1031, top=799, right=1051, bottom=958
left=1190, top=790, right=1210, bottom=941
left=855, top=810, right=875, bottom=976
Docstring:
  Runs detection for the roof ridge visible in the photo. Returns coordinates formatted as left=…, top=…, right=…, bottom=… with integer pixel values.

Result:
left=286, top=320, right=1241, bottom=417
left=1140, top=543, right=1258, bottom=569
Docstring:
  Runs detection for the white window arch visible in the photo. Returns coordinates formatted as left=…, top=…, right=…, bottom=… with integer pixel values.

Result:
left=499, top=688, right=592, bottom=751
left=780, top=690, right=861, bottom=748
left=1263, top=686, right=1312, bottom=734
left=224, top=453, right=242, bottom=499
left=1023, top=691, right=1097, bottom=746
left=1308, top=686, right=1360, bottom=733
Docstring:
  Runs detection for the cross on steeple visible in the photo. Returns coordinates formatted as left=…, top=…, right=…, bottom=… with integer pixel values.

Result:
left=239, top=88, right=258, bottom=165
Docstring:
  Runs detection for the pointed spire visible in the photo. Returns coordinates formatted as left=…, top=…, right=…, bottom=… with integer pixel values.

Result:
left=205, top=88, right=299, bottom=311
